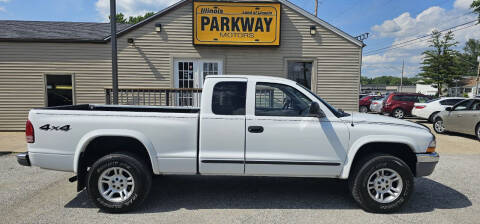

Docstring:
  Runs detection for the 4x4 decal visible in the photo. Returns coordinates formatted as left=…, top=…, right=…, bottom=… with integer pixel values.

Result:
left=39, top=124, right=71, bottom=131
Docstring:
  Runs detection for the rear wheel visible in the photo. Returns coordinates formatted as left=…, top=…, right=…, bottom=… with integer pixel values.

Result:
left=392, top=108, right=405, bottom=119
left=87, top=152, right=152, bottom=213
left=433, top=118, right=446, bottom=134
left=360, top=106, right=369, bottom=113
left=349, top=154, right=413, bottom=213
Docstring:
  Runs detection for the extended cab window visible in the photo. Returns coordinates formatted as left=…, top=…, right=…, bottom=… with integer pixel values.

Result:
left=212, top=82, right=246, bottom=115
left=255, top=82, right=312, bottom=117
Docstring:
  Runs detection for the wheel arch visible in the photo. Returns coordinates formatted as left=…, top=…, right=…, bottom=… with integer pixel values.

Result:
left=340, top=138, right=417, bottom=179
left=73, top=129, right=159, bottom=175
left=428, top=111, right=440, bottom=121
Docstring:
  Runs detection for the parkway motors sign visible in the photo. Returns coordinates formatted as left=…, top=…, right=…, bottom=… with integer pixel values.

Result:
left=193, top=2, right=281, bottom=46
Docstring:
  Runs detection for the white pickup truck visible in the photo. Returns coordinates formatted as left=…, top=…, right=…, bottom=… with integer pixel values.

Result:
left=17, top=75, right=438, bottom=213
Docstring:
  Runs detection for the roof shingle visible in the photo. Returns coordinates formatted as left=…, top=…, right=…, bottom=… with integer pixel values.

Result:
left=0, top=20, right=131, bottom=42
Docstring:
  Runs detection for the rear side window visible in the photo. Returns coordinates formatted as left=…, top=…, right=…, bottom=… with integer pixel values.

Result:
left=212, top=82, right=247, bottom=115
left=471, top=100, right=480, bottom=110
left=393, top=95, right=411, bottom=101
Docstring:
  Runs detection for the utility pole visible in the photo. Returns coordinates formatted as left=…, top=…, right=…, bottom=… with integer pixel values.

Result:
left=400, top=60, right=404, bottom=92
left=476, top=56, right=480, bottom=96
left=110, top=0, right=119, bottom=104
left=315, top=0, right=318, bottom=17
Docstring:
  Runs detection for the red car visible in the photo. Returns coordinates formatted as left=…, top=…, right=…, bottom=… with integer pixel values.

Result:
left=359, top=95, right=383, bottom=113
left=382, top=93, right=431, bottom=119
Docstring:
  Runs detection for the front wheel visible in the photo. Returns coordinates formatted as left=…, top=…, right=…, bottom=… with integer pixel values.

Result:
left=349, top=154, right=414, bottom=213
left=433, top=118, right=446, bottom=134
left=87, top=152, right=152, bottom=213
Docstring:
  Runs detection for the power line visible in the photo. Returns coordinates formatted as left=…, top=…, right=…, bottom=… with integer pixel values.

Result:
left=365, top=23, right=478, bottom=56
left=364, top=20, right=478, bottom=55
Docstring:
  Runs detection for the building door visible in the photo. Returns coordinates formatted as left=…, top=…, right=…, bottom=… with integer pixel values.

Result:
left=287, top=61, right=312, bottom=89
left=45, top=74, right=73, bottom=107
left=174, top=59, right=223, bottom=106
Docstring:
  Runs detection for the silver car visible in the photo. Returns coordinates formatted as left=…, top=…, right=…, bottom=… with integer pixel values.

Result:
left=433, top=98, right=480, bottom=140
left=369, top=93, right=391, bottom=113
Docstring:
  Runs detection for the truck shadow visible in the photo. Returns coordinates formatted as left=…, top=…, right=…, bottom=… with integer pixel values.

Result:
left=65, top=176, right=472, bottom=213
left=64, top=176, right=471, bottom=214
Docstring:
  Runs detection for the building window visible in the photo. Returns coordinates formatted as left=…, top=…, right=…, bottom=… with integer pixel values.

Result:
left=287, top=61, right=312, bottom=89
left=45, top=74, right=73, bottom=107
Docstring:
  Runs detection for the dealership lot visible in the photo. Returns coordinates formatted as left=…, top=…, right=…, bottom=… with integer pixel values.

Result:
left=0, top=120, right=478, bottom=224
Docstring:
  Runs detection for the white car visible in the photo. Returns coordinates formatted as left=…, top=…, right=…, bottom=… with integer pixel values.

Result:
left=412, top=97, right=465, bottom=122
left=17, top=75, right=438, bottom=213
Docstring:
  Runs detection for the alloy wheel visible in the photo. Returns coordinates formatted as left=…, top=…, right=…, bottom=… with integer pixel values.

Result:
left=97, top=167, right=135, bottom=203
left=434, top=120, right=445, bottom=133
left=394, top=109, right=404, bottom=119
left=367, top=168, right=403, bottom=203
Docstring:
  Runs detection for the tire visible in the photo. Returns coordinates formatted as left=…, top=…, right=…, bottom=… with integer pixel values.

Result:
left=475, top=123, right=480, bottom=141
left=433, top=117, right=446, bottom=134
left=392, top=108, right=405, bottom=119
left=87, top=152, right=152, bottom=213
left=349, top=154, right=414, bottom=213
left=428, top=112, right=439, bottom=123
left=359, top=106, right=369, bottom=113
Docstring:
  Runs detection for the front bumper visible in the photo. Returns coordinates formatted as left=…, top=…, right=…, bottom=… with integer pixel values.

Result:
left=16, top=152, right=31, bottom=166
left=416, top=152, right=439, bottom=177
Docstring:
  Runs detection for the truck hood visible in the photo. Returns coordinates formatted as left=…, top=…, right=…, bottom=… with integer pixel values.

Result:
left=341, top=112, right=428, bottom=130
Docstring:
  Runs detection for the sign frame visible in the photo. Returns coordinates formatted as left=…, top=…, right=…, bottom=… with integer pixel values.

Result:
left=192, top=1, right=281, bottom=47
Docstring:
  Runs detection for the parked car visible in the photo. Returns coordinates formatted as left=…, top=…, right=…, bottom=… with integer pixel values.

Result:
left=17, top=75, right=438, bottom=213
left=433, top=98, right=480, bottom=140
left=370, top=93, right=390, bottom=113
left=382, top=93, right=432, bottom=119
left=412, top=97, right=465, bottom=122
left=359, top=95, right=383, bottom=113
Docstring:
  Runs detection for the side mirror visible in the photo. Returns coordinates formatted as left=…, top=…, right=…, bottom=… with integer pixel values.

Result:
left=445, top=107, right=452, bottom=111
left=309, top=102, right=325, bottom=118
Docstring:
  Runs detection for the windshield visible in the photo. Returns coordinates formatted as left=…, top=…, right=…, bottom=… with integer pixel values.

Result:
left=296, top=83, right=349, bottom=117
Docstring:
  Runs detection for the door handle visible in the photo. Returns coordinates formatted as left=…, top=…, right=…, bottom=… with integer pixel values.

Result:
left=457, top=115, right=463, bottom=117
left=248, top=126, right=264, bottom=133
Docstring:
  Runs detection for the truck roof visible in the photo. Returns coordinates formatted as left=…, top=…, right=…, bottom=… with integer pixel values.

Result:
left=205, top=75, right=297, bottom=85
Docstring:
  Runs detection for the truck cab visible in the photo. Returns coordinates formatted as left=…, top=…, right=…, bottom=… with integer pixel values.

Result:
left=199, top=76, right=349, bottom=177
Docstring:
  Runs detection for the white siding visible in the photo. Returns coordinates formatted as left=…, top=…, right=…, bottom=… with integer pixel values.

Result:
left=0, top=0, right=360, bottom=130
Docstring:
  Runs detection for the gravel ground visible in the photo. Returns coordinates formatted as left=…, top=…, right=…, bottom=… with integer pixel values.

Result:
left=0, top=120, right=478, bottom=224
left=0, top=151, right=477, bottom=224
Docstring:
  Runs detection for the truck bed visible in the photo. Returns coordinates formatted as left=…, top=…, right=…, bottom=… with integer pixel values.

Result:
left=38, top=104, right=200, bottom=113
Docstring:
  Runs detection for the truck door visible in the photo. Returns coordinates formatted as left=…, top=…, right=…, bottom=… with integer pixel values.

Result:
left=199, top=78, right=247, bottom=175
left=244, top=81, right=349, bottom=177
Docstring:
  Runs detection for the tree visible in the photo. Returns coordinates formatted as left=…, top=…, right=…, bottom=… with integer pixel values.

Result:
left=361, top=76, right=420, bottom=86
left=456, top=39, right=480, bottom=76
left=471, top=0, right=480, bottom=22
left=109, top=12, right=155, bottom=24
left=418, top=30, right=459, bottom=95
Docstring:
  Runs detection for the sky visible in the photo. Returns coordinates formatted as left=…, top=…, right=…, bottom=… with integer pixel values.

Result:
left=0, top=0, right=479, bottom=78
